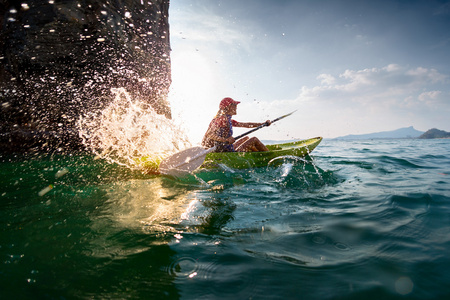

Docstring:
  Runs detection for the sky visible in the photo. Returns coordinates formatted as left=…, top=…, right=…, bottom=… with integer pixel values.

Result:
left=167, top=0, right=450, bottom=142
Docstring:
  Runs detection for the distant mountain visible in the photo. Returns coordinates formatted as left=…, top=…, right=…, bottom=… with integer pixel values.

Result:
left=418, top=128, right=450, bottom=139
left=335, top=126, right=424, bottom=140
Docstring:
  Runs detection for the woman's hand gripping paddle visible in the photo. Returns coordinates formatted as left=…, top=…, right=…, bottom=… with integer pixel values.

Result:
left=159, top=111, right=296, bottom=177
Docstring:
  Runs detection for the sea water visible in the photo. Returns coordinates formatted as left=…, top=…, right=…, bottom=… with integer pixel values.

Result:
left=1, top=138, right=450, bottom=299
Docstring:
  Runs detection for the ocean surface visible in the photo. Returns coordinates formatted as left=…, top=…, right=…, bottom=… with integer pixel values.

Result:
left=1, top=138, right=449, bottom=299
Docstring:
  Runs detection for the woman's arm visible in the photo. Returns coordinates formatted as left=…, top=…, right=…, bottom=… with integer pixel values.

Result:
left=234, top=120, right=271, bottom=128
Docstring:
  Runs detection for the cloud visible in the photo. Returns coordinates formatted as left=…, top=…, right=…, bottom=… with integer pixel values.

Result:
left=418, top=90, right=442, bottom=104
left=296, top=64, right=448, bottom=110
left=171, top=5, right=254, bottom=53
left=317, top=74, right=336, bottom=85
left=405, top=67, right=447, bottom=84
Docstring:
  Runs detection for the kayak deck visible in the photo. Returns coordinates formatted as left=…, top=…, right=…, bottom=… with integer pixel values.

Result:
left=201, top=136, right=322, bottom=169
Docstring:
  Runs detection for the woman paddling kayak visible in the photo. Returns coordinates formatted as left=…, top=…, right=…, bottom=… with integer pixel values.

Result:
left=202, top=97, right=271, bottom=152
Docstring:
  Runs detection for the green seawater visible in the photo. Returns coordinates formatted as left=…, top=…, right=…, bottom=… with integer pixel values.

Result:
left=1, top=139, right=450, bottom=299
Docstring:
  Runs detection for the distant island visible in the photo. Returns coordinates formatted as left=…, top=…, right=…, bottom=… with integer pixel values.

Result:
left=418, top=128, right=450, bottom=139
left=334, top=126, right=423, bottom=140
left=334, top=126, right=450, bottom=140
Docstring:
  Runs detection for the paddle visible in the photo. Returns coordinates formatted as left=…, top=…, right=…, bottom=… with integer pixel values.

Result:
left=159, top=110, right=296, bottom=176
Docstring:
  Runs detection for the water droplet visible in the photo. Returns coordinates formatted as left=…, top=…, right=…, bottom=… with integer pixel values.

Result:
left=38, top=185, right=53, bottom=196
left=395, top=276, right=413, bottom=295
left=312, top=235, right=326, bottom=244
left=334, top=242, right=350, bottom=251
left=168, top=257, right=199, bottom=278
left=55, top=168, right=69, bottom=178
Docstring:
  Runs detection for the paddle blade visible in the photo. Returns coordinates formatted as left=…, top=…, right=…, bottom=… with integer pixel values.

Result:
left=159, top=146, right=209, bottom=176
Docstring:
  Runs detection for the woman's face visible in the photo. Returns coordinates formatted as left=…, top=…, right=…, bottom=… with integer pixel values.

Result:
left=226, top=104, right=237, bottom=115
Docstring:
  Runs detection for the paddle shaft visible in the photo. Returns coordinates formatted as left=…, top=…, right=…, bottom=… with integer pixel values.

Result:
left=233, top=111, right=295, bottom=141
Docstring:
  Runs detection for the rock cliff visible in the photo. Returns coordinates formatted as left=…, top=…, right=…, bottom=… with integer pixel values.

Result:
left=0, top=0, right=171, bottom=152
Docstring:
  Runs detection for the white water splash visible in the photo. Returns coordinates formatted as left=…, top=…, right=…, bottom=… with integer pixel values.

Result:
left=78, top=88, right=191, bottom=168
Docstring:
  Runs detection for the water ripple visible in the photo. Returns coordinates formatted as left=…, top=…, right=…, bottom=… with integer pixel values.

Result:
left=167, top=257, right=199, bottom=278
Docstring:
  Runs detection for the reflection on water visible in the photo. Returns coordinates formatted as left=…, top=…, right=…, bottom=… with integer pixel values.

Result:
left=101, top=178, right=192, bottom=233
left=96, top=175, right=240, bottom=238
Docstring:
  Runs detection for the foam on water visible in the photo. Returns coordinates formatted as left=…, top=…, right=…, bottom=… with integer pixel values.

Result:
left=78, top=87, right=191, bottom=168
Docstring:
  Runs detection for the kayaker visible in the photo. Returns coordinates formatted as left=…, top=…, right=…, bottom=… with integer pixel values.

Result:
left=202, top=97, right=271, bottom=152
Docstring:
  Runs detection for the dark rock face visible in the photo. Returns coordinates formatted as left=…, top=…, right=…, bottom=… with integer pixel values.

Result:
left=0, top=0, right=171, bottom=153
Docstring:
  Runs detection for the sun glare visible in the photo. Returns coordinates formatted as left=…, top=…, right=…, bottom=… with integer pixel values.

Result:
left=169, top=50, right=223, bottom=144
